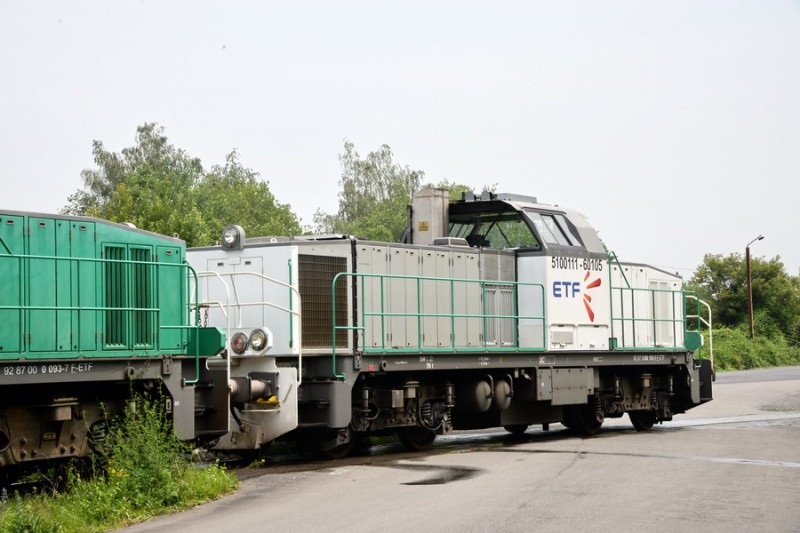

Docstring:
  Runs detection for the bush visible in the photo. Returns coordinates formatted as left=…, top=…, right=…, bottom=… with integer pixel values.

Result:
left=0, top=391, right=238, bottom=532
left=709, top=326, right=800, bottom=371
left=100, top=394, right=189, bottom=511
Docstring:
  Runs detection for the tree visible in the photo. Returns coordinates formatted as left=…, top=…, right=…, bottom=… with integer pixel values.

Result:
left=195, top=150, right=302, bottom=239
left=63, top=124, right=301, bottom=246
left=91, top=163, right=210, bottom=245
left=687, top=253, right=800, bottom=344
left=314, top=141, right=424, bottom=242
left=64, top=123, right=202, bottom=215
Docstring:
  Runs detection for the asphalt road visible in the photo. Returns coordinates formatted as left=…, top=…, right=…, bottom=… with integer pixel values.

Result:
left=124, top=367, right=800, bottom=533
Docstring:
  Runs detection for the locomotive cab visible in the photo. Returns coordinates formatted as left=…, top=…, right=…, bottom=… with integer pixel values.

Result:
left=411, top=189, right=688, bottom=353
left=413, top=190, right=615, bottom=352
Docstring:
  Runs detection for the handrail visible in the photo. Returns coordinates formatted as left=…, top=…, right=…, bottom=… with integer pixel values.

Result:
left=607, top=252, right=694, bottom=351
left=609, top=284, right=686, bottom=350
left=0, top=250, right=193, bottom=359
left=685, top=293, right=714, bottom=369
left=192, top=270, right=303, bottom=386
left=607, top=251, right=631, bottom=288
left=330, top=272, right=546, bottom=380
left=191, top=270, right=233, bottom=387
left=163, top=262, right=202, bottom=384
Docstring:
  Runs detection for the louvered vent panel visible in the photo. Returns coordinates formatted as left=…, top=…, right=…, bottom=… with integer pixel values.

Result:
left=131, top=247, right=155, bottom=349
left=299, top=254, right=348, bottom=349
left=104, top=246, right=127, bottom=348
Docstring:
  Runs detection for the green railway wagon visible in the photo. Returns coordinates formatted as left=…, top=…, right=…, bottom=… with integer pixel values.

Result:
left=0, top=211, right=188, bottom=359
left=0, top=211, right=230, bottom=472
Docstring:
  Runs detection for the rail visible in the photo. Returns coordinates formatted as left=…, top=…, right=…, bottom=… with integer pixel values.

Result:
left=0, top=252, right=193, bottom=352
left=608, top=283, right=687, bottom=350
left=191, top=268, right=303, bottom=386
left=606, top=255, right=713, bottom=356
left=330, top=272, right=546, bottom=379
left=685, top=292, right=714, bottom=368
left=0, top=249, right=206, bottom=378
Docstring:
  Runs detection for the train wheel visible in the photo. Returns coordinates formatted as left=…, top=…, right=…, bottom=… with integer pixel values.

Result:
left=629, top=410, right=657, bottom=431
left=564, top=404, right=603, bottom=436
left=321, top=440, right=356, bottom=460
left=320, top=429, right=360, bottom=460
left=88, top=419, right=113, bottom=454
left=503, top=424, right=529, bottom=437
left=397, top=427, right=436, bottom=451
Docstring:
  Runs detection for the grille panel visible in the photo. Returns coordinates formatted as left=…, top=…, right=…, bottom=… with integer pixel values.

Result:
left=299, top=254, right=348, bottom=349
left=131, top=247, right=154, bottom=349
left=104, top=246, right=126, bottom=348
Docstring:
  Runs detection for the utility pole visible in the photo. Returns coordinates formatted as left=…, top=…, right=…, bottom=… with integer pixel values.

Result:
left=746, top=235, right=764, bottom=339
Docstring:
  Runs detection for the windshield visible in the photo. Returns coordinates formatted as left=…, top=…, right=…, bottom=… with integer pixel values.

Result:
left=449, top=211, right=540, bottom=249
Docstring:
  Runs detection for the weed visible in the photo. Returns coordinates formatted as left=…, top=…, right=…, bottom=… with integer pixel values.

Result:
left=0, top=391, right=238, bottom=532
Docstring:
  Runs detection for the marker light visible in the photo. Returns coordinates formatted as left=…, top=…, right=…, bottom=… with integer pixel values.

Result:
left=231, top=332, right=249, bottom=354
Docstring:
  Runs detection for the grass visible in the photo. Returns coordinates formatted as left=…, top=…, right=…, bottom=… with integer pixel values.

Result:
left=0, top=393, right=238, bottom=533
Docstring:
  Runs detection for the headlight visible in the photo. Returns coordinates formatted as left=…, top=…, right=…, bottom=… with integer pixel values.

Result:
left=231, top=332, right=249, bottom=354
left=221, top=225, right=245, bottom=250
left=250, top=329, right=268, bottom=351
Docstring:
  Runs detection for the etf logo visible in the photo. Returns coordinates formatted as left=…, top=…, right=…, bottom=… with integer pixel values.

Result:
left=552, top=281, right=581, bottom=297
left=552, top=272, right=602, bottom=322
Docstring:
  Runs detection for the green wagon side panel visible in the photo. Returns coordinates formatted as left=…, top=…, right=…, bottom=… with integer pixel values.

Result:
left=0, top=215, right=24, bottom=358
left=97, top=242, right=164, bottom=356
left=56, top=219, right=72, bottom=352
left=25, top=218, right=97, bottom=360
left=157, top=245, right=186, bottom=353
left=71, top=221, right=97, bottom=352
left=0, top=211, right=191, bottom=361
left=28, top=217, right=57, bottom=353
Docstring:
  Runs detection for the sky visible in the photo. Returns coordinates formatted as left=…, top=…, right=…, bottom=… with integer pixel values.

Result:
left=1, top=1, right=798, bottom=277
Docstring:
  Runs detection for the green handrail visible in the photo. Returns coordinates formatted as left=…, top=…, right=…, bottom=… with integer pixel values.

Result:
left=609, top=284, right=687, bottom=351
left=179, top=262, right=201, bottom=384
left=607, top=250, right=699, bottom=352
left=0, top=251, right=198, bottom=373
left=330, top=272, right=546, bottom=379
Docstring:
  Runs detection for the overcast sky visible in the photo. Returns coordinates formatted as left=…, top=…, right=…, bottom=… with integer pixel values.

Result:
left=1, top=1, right=797, bottom=277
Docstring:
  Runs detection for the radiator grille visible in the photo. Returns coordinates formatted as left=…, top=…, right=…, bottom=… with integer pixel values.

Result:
left=104, top=246, right=155, bottom=350
left=104, top=246, right=127, bottom=348
left=299, top=254, right=348, bottom=349
left=131, top=247, right=155, bottom=349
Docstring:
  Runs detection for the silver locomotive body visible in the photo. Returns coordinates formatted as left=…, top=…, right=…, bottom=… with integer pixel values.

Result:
left=188, top=189, right=713, bottom=453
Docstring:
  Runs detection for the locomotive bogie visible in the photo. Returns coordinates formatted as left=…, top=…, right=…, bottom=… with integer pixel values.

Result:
left=0, top=368, right=185, bottom=468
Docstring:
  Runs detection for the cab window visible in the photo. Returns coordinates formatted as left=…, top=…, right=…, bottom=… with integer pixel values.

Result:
left=449, top=212, right=540, bottom=249
left=525, top=211, right=582, bottom=247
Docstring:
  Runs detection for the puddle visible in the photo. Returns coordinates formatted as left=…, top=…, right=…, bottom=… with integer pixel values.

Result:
left=383, top=462, right=482, bottom=485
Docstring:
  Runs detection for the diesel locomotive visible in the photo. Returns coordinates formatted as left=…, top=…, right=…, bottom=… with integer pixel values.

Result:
left=187, top=188, right=714, bottom=456
left=0, top=211, right=297, bottom=472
